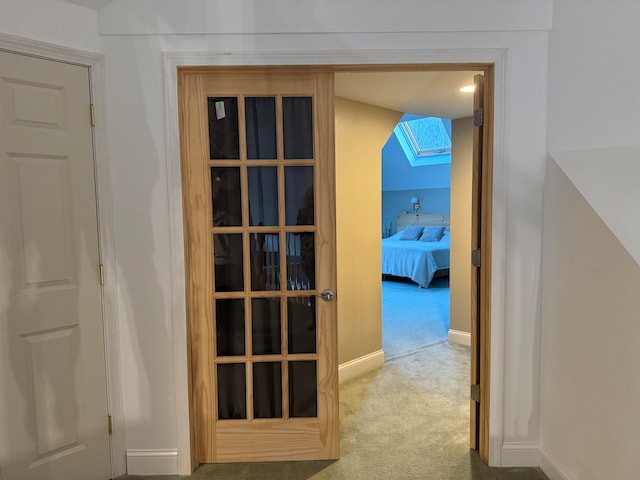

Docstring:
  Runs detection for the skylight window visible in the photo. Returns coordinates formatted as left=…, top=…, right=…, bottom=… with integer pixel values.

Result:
left=401, top=117, right=451, bottom=157
left=392, top=115, right=452, bottom=167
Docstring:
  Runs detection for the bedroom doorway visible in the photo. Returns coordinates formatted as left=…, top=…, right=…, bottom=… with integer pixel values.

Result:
left=334, top=68, right=492, bottom=459
left=178, top=63, right=493, bottom=469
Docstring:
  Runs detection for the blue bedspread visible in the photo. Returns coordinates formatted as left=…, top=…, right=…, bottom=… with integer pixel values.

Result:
left=381, top=231, right=450, bottom=287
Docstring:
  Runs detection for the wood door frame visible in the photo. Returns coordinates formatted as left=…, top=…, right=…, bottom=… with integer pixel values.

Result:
left=0, top=33, right=126, bottom=478
left=164, top=49, right=507, bottom=474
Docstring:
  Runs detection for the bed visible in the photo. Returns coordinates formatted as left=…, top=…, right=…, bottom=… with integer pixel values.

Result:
left=381, top=213, right=451, bottom=288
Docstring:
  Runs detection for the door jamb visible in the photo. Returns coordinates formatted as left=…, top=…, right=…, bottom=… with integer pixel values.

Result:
left=164, top=48, right=507, bottom=474
left=0, top=32, right=127, bottom=478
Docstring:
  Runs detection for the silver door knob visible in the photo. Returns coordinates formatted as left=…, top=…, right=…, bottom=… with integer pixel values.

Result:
left=317, top=289, right=335, bottom=302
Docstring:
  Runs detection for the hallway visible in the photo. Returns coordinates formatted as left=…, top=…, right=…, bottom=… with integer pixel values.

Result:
left=119, top=343, right=547, bottom=480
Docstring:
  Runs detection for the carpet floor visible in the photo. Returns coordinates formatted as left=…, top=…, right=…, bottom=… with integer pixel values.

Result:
left=117, top=342, right=548, bottom=480
left=382, top=276, right=450, bottom=360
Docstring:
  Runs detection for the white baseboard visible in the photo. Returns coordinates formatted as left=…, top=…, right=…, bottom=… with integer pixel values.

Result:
left=448, top=329, right=471, bottom=346
left=539, top=449, right=572, bottom=480
left=338, top=349, right=384, bottom=384
left=501, top=442, right=540, bottom=467
left=126, top=449, right=178, bottom=475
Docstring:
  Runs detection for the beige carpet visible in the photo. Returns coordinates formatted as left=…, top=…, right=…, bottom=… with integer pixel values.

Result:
left=119, top=342, right=548, bottom=480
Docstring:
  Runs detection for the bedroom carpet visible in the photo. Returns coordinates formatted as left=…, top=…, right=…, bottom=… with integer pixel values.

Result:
left=117, top=343, right=548, bottom=480
left=382, top=276, right=450, bottom=360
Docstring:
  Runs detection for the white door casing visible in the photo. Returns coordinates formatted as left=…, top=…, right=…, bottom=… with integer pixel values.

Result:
left=0, top=51, right=111, bottom=480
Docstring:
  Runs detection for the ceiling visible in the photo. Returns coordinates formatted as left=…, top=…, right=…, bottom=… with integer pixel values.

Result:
left=335, top=71, right=480, bottom=119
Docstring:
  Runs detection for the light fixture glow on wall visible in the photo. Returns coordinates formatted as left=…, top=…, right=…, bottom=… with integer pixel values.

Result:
left=410, top=196, right=420, bottom=212
left=460, top=85, right=475, bottom=93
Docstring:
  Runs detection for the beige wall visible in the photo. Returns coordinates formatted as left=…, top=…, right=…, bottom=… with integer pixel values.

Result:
left=335, top=96, right=402, bottom=364
left=449, top=117, right=474, bottom=336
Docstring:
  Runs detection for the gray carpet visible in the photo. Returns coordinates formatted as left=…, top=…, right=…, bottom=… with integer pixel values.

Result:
left=117, top=342, right=548, bottom=480
left=382, top=276, right=450, bottom=360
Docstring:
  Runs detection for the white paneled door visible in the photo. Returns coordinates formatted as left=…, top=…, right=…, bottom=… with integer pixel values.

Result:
left=0, top=51, right=111, bottom=480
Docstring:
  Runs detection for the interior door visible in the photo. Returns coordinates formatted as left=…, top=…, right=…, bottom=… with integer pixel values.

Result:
left=0, top=51, right=111, bottom=479
left=470, top=72, right=491, bottom=461
left=179, top=68, right=339, bottom=464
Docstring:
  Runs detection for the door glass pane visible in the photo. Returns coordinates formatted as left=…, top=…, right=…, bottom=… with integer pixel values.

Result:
left=288, top=361, right=317, bottom=418
left=251, top=232, right=280, bottom=291
left=208, top=97, right=239, bottom=159
left=286, top=232, right=314, bottom=291
left=215, top=298, right=245, bottom=356
left=248, top=166, right=278, bottom=226
left=285, top=166, right=314, bottom=226
left=283, top=97, right=313, bottom=159
left=252, top=298, right=281, bottom=355
left=253, top=362, right=282, bottom=419
left=245, top=97, right=277, bottom=160
left=288, top=297, right=316, bottom=354
left=217, top=363, right=246, bottom=419
left=214, top=233, right=244, bottom=292
left=212, top=167, right=242, bottom=227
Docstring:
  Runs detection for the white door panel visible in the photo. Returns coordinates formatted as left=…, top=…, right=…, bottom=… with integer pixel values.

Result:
left=0, top=51, right=111, bottom=480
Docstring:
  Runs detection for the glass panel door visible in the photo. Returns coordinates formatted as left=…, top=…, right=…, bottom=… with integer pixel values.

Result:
left=179, top=69, right=338, bottom=464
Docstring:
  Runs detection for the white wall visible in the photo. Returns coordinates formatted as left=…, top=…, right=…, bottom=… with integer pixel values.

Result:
left=539, top=158, right=640, bottom=480
left=541, top=1, right=640, bottom=478
left=547, top=0, right=640, bottom=152
left=0, top=0, right=553, bottom=473
left=0, top=0, right=100, bottom=52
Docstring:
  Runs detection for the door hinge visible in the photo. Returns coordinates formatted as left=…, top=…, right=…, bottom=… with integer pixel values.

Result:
left=471, top=249, right=481, bottom=267
left=474, top=107, right=484, bottom=127
left=471, top=384, right=481, bottom=402
left=99, top=264, right=104, bottom=285
left=90, top=104, right=96, bottom=126
left=108, top=414, right=113, bottom=435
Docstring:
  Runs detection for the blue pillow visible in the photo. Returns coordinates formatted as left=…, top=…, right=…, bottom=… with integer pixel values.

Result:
left=399, top=225, right=424, bottom=240
left=419, top=226, right=446, bottom=242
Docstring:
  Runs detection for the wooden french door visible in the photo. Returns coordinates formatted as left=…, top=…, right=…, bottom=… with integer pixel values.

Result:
left=178, top=68, right=339, bottom=464
left=470, top=71, right=492, bottom=462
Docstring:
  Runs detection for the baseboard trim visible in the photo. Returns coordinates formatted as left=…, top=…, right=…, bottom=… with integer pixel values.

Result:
left=338, top=349, right=384, bottom=384
left=126, top=449, right=178, bottom=475
left=448, top=329, right=471, bottom=346
left=539, top=450, right=572, bottom=480
left=501, top=442, right=540, bottom=467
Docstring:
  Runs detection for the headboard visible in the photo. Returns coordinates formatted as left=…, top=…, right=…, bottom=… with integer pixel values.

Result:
left=397, top=213, right=450, bottom=232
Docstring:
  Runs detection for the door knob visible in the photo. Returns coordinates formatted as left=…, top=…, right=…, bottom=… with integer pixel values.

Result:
left=317, top=289, right=335, bottom=302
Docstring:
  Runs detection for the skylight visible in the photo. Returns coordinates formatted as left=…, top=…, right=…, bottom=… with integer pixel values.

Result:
left=393, top=116, right=452, bottom=166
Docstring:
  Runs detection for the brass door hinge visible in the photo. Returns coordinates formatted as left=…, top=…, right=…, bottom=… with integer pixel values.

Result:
left=90, top=104, right=96, bottom=126
left=471, top=384, right=481, bottom=403
left=474, top=107, right=484, bottom=127
left=471, top=249, right=481, bottom=267
left=99, top=264, right=104, bottom=285
left=108, top=414, right=113, bottom=435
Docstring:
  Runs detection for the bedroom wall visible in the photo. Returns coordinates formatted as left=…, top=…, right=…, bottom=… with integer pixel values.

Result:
left=29, top=0, right=553, bottom=472
left=449, top=117, right=473, bottom=340
left=540, top=1, right=640, bottom=478
left=381, top=132, right=451, bottom=234
left=334, top=96, right=402, bottom=363
left=382, top=188, right=450, bottom=236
